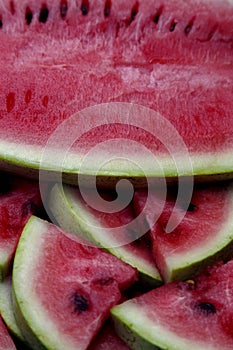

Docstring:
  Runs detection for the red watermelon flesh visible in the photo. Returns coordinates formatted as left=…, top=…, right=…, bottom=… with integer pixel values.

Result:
left=0, top=0, right=232, bottom=179
left=0, top=316, right=16, bottom=350
left=111, top=259, right=233, bottom=350
left=88, top=321, right=130, bottom=350
left=0, top=174, right=42, bottom=280
left=133, top=182, right=233, bottom=282
left=12, top=216, right=137, bottom=350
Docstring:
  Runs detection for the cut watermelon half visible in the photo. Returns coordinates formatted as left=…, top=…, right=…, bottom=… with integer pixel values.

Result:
left=0, top=174, right=42, bottom=280
left=133, top=182, right=233, bottom=282
left=0, top=316, right=16, bottom=350
left=0, top=0, right=232, bottom=183
left=12, top=216, right=137, bottom=350
left=111, top=260, right=233, bottom=350
left=48, top=183, right=161, bottom=286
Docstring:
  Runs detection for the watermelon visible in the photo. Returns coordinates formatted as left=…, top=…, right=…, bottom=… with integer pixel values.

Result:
left=0, top=316, right=16, bottom=350
left=111, top=259, right=233, bottom=350
left=0, top=0, right=232, bottom=183
left=0, top=174, right=42, bottom=280
left=12, top=216, right=137, bottom=350
left=48, top=183, right=162, bottom=285
left=133, top=182, right=233, bottom=282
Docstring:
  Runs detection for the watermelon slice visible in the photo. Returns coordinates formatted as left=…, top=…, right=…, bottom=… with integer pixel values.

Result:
left=111, top=259, right=233, bottom=350
left=0, top=174, right=42, bottom=280
left=0, top=316, right=16, bottom=350
left=0, top=0, right=232, bottom=182
left=133, top=182, right=233, bottom=282
left=48, top=183, right=162, bottom=286
left=12, top=216, right=137, bottom=350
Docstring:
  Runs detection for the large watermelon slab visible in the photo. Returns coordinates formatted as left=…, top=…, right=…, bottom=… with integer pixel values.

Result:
left=111, top=259, right=233, bottom=350
left=133, top=182, right=233, bottom=282
left=48, top=183, right=161, bottom=285
left=0, top=174, right=42, bottom=280
left=12, top=216, right=137, bottom=350
left=0, top=0, right=232, bottom=183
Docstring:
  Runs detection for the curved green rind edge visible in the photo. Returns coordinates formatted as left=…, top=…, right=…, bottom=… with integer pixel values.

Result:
left=0, top=141, right=233, bottom=187
left=48, top=184, right=162, bottom=287
left=0, top=278, right=25, bottom=342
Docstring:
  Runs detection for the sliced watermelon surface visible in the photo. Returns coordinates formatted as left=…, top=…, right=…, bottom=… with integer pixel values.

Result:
left=0, top=316, right=16, bottom=350
left=111, top=260, right=233, bottom=350
left=0, top=174, right=42, bottom=280
left=49, top=183, right=161, bottom=285
left=0, top=0, right=232, bottom=181
left=12, top=216, right=137, bottom=350
left=133, top=182, right=233, bottom=282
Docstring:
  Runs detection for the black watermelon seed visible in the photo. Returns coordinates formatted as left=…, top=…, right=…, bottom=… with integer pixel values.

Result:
left=71, top=292, right=89, bottom=314
left=153, top=6, right=163, bottom=25
left=196, top=302, right=217, bottom=316
left=39, top=5, right=49, bottom=23
left=81, top=0, right=89, bottom=16
left=131, top=1, right=139, bottom=22
left=0, top=18, right=3, bottom=29
left=104, top=0, right=111, bottom=17
left=184, top=17, right=195, bottom=35
left=60, top=0, right=68, bottom=19
left=169, top=21, right=177, bottom=32
left=25, top=7, right=33, bottom=25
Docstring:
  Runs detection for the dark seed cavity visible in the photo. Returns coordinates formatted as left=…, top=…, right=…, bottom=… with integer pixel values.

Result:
left=10, top=1, right=15, bottom=15
left=104, top=0, right=111, bottom=17
left=0, top=17, right=2, bottom=29
left=169, top=20, right=177, bottom=32
left=130, top=1, right=139, bottom=22
left=81, top=0, right=89, bottom=16
left=153, top=6, right=163, bottom=24
left=60, top=0, right=68, bottom=19
left=184, top=17, right=195, bottom=35
left=39, top=4, right=49, bottom=23
left=6, top=92, right=15, bottom=113
left=25, top=7, right=33, bottom=25
left=196, top=302, right=217, bottom=316
left=71, top=292, right=89, bottom=314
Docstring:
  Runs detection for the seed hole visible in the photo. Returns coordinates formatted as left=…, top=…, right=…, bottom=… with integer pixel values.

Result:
left=104, top=0, right=111, bottom=17
left=25, top=7, right=33, bottom=25
left=153, top=6, right=163, bottom=24
left=184, top=17, right=195, bottom=35
left=81, top=0, right=89, bottom=16
left=195, top=302, right=217, bottom=316
left=0, top=17, right=2, bottom=29
left=169, top=20, right=177, bottom=32
left=39, top=4, right=49, bottom=23
left=131, top=1, right=139, bottom=22
left=10, top=1, right=15, bottom=15
left=71, top=292, right=89, bottom=314
left=6, top=92, right=15, bottom=113
left=60, top=0, right=68, bottom=19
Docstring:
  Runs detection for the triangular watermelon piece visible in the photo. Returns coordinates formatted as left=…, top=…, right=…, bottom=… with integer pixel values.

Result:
left=111, top=259, right=233, bottom=350
left=12, top=216, right=137, bottom=350
left=48, top=183, right=161, bottom=286
left=133, top=182, right=233, bottom=282
left=0, top=0, right=232, bottom=182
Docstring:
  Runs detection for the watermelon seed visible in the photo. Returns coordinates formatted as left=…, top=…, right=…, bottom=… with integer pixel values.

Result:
left=25, top=7, right=33, bottom=25
left=196, top=302, right=217, bottom=316
left=60, top=0, right=68, bottom=19
left=81, top=0, right=89, bottom=16
left=104, top=0, right=111, bottom=17
left=169, top=21, right=177, bottom=32
left=10, top=1, right=15, bottom=15
left=153, top=6, right=163, bottom=25
left=25, top=90, right=32, bottom=104
left=39, top=4, right=49, bottom=23
left=71, top=292, right=89, bottom=314
left=0, top=17, right=2, bottom=29
left=6, top=92, right=15, bottom=113
left=130, top=1, right=139, bottom=23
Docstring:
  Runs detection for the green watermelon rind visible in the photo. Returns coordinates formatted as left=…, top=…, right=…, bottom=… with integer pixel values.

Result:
left=111, top=301, right=215, bottom=350
left=48, top=183, right=162, bottom=286
left=0, top=140, right=233, bottom=186
left=12, top=216, right=82, bottom=350
left=162, top=185, right=233, bottom=282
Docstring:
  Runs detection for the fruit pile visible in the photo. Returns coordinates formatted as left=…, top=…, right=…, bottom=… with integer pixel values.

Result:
left=0, top=0, right=233, bottom=349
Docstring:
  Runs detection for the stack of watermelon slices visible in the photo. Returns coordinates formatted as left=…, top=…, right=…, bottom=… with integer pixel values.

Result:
left=0, top=0, right=233, bottom=349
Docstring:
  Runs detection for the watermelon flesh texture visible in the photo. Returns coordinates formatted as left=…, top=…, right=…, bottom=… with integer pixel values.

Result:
left=12, top=216, right=137, bottom=350
left=0, top=174, right=42, bottom=280
left=0, top=316, right=16, bottom=350
left=111, top=259, right=233, bottom=350
left=133, top=182, right=233, bottom=282
left=48, top=183, right=161, bottom=285
left=0, top=0, right=232, bottom=180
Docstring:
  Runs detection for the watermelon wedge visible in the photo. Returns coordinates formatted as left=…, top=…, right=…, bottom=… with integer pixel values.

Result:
left=48, top=183, right=161, bottom=286
left=0, top=316, right=16, bottom=350
left=0, top=174, right=42, bottom=280
left=0, top=0, right=232, bottom=183
left=12, top=216, right=137, bottom=350
left=133, top=182, right=233, bottom=282
left=111, top=260, right=233, bottom=350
